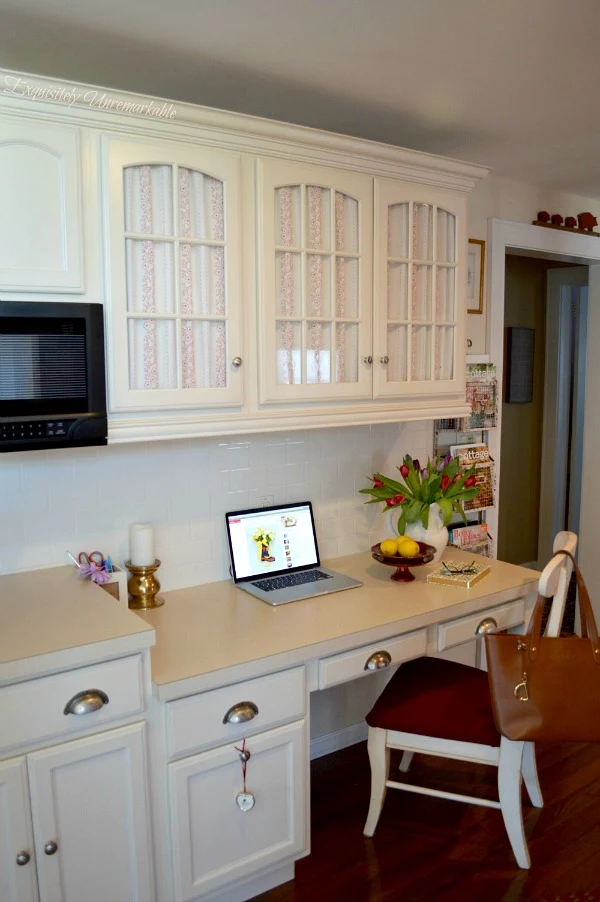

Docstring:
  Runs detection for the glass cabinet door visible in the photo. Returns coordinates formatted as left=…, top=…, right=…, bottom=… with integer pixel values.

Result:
left=258, top=160, right=372, bottom=403
left=374, top=179, right=466, bottom=400
left=104, top=139, right=243, bottom=412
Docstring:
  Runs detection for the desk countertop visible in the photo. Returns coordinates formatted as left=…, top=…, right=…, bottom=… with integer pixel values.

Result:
left=0, top=566, right=155, bottom=684
left=137, top=550, right=539, bottom=699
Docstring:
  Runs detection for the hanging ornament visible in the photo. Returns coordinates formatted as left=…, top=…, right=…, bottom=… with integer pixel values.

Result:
left=234, top=739, right=255, bottom=812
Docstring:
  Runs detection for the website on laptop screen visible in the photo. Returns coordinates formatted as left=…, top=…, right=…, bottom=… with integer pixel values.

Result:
left=227, top=503, right=318, bottom=580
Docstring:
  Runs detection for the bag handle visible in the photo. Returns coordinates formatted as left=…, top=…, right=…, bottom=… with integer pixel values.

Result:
left=525, top=550, right=600, bottom=665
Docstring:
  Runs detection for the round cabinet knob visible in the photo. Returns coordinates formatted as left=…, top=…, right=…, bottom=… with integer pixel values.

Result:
left=223, top=701, right=259, bottom=725
left=16, top=851, right=31, bottom=866
left=475, top=617, right=498, bottom=636
left=364, top=650, right=392, bottom=671
left=231, top=357, right=243, bottom=367
left=44, top=841, right=58, bottom=856
left=64, top=689, right=109, bottom=716
left=379, top=356, right=389, bottom=365
left=363, top=356, right=373, bottom=364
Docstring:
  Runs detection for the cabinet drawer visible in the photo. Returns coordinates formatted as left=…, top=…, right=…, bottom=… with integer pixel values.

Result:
left=318, top=630, right=427, bottom=690
left=0, top=655, right=144, bottom=753
left=167, top=667, right=306, bottom=758
left=169, top=720, right=307, bottom=901
left=437, top=600, right=526, bottom=651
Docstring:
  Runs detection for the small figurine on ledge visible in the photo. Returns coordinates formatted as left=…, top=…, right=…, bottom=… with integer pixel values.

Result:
left=533, top=210, right=599, bottom=236
left=577, top=211, right=598, bottom=231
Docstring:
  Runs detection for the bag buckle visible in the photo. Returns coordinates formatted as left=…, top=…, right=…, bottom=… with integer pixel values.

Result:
left=514, top=676, right=529, bottom=702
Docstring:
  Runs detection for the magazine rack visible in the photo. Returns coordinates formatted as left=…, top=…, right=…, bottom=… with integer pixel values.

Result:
left=434, top=357, right=497, bottom=557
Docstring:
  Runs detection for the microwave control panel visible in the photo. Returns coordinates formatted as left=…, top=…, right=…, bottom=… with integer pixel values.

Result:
left=0, top=420, right=68, bottom=441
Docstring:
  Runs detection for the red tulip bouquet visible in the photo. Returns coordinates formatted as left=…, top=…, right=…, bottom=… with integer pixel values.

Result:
left=360, top=453, right=479, bottom=535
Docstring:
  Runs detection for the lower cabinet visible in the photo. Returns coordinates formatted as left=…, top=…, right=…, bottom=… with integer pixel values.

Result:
left=169, top=720, right=307, bottom=902
left=0, top=722, right=154, bottom=902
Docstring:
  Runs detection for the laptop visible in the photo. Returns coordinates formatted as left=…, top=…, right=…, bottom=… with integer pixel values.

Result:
left=225, top=501, right=363, bottom=605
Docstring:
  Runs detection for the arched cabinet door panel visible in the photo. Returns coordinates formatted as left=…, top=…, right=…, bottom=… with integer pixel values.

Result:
left=373, top=178, right=467, bottom=402
left=103, top=137, right=243, bottom=412
left=258, top=158, right=373, bottom=404
left=0, top=120, right=83, bottom=292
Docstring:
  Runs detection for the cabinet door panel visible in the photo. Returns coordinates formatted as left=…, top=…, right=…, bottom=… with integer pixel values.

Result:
left=374, top=178, right=466, bottom=400
left=258, top=160, right=372, bottom=403
left=0, top=757, right=38, bottom=902
left=0, top=121, right=83, bottom=291
left=104, top=138, right=243, bottom=411
left=169, top=720, right=307, bottom=901
left=27, top=722, right=153, bottom=902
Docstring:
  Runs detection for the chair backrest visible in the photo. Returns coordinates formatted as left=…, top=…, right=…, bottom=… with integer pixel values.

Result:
left=538, top=530, right=578, bottom=638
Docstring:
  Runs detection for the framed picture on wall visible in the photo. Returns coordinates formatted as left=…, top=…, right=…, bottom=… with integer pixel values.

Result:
left=467, top=238, right=485, bottom=314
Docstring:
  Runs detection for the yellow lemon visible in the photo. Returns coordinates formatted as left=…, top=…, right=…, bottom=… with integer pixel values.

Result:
left=380, top=538, right=399, bottom=556
left=396, top=537, right=420, bottom=558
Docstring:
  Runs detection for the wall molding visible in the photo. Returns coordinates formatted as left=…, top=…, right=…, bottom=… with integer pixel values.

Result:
left=310, top=722, right=368, bottom=760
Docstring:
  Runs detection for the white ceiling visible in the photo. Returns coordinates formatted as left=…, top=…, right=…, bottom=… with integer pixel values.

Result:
left=2, top=0, right=600, bottom=197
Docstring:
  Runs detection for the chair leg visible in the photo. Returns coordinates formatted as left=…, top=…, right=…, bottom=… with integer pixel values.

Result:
left=522, top=741, right=543, bottom=808
left=399, top=750, right=414, bottom=773
left=364, top=727, right=390, bottom=837
left=497, top=737, right=530, bottom=869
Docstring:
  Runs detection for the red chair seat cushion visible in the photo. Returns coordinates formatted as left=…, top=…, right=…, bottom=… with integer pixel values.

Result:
left=366, top=656, right=500, bottom=747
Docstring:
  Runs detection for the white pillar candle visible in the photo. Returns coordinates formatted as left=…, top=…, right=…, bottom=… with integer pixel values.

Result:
left=129, top=523, right=155, bottom=567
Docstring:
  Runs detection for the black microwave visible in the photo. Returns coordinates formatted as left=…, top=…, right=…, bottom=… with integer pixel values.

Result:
left=0, top=301, right=108, bottom=453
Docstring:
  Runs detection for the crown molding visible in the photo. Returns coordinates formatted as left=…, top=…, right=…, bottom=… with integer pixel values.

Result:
left=0, top=67, right=490, bottom=191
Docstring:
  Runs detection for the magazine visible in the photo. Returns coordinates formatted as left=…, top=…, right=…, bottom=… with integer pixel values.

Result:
left=450, top=443, right=495, bottom=511
left=462, top=363, right=497, bottom=430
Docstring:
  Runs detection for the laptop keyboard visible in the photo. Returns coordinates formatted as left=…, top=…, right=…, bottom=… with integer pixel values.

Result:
left=252, top=570, right=333, bottom=592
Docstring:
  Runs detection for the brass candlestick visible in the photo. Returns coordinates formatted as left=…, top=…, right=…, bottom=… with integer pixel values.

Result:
left=125, top=559, right=165, bottom=609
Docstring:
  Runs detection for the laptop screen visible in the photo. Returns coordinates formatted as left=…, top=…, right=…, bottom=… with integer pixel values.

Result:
left=225, top=502, right=320, bottom=582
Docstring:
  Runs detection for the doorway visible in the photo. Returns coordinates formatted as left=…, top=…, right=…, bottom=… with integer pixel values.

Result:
left=497, top=257, right=588, bottom=567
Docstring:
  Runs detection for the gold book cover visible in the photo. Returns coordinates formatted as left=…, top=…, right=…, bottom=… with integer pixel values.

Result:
left=426, top=561, right=491, bottom=589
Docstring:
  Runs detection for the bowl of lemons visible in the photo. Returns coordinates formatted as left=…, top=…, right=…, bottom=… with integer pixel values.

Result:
left=371, top=536, right=437, bottom=582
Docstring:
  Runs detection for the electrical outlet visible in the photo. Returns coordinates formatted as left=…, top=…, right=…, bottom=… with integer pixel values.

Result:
left=256, top=494, right=274, bottom=507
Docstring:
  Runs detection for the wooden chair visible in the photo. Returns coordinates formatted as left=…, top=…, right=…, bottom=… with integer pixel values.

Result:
left=363, top=531, right=577, bottom=869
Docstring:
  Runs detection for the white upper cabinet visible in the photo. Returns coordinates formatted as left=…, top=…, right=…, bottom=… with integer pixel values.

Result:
left=0, top=120, right=83, bottom=292
left=373, top=178, right=467, bottom=401
left=258, top=159, right=373, bottom=403
left=103, top=138, right=243, bottom=412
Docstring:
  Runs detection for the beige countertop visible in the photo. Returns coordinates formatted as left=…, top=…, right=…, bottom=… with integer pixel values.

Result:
left=0, top=565, right=155, bottom=684
left=137, top=550, right=539, bottom=700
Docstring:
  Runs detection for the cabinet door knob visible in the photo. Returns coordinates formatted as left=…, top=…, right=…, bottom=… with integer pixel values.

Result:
left=223, top=701, right=259, bottom=724
left=232, top=357, right=243, bottom=367
left=16, top=851, right=31, bottom=866
left=44, top=841, right=58, bottom=856
left=379, top=356, right=389, bottom=365
left=475, top=617, right=498, bottom=636
left=363, top=356, right=373, bottom=364
left=63, top=689, right=109, bottom=715
left=364, top=650, right=392, bottom=671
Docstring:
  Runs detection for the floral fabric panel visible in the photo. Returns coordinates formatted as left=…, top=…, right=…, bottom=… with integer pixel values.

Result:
left=275, top=184, right=359, bottom=385
left=386, top=202, right=456, bottom=383
left=123, top=164, right=227, bottom=391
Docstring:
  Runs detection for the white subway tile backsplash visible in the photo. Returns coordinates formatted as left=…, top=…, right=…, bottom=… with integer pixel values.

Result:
left=0, top=422, right=434, bottom=591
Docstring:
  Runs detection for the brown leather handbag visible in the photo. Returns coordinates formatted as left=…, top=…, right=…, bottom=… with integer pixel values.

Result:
left=485, top=551, right=600, bottom=742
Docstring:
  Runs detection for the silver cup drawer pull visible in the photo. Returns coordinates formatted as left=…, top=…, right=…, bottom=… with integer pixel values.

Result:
left=364, top=650, right=392, bottom=671
left=223, top=701, right=259, bottom=725
left=64, top=689, right=109, bottom=716
left=475, top=617, right=498, bottom=636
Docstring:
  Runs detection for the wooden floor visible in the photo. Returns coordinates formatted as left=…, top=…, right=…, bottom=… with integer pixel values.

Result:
left=255, top=740, right=600, bottom=902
